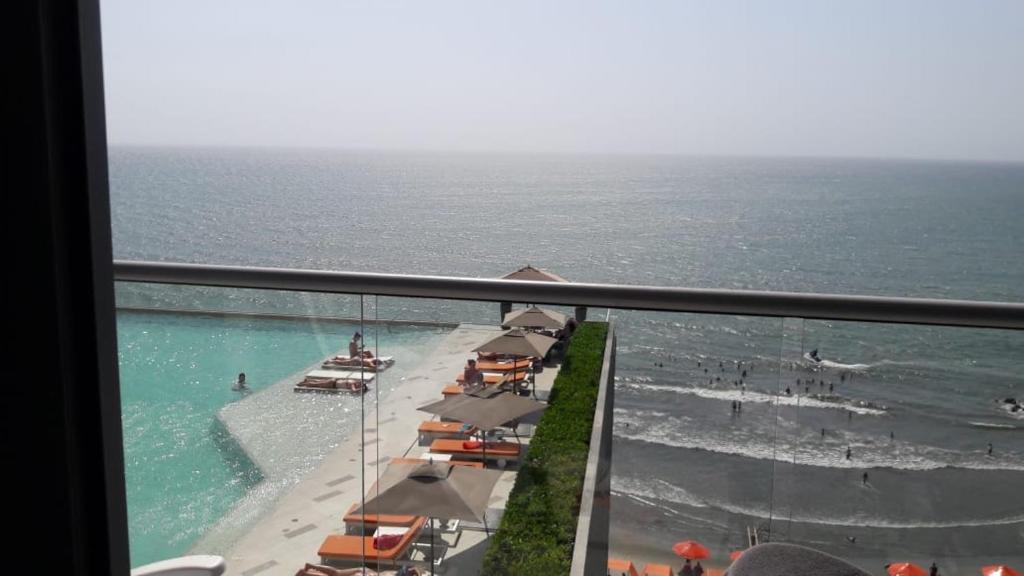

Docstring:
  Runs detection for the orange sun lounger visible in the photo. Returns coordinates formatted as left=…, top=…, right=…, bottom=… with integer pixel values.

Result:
left=609, top=558, right=640, bottom=576
left=456, top=370, right=528, bottom=384
left=642, top=564, right=674, bottom=576
left=429, top=438, right=522, bottom=464
left=466, top=359, right=533, bottom=372
left=418, top=421, right=477, bottom=445
left=319, top=517, right=427, bottom=566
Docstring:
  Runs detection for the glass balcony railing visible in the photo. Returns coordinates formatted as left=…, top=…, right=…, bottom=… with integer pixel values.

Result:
left=113, top=261, right=1024, bottom=576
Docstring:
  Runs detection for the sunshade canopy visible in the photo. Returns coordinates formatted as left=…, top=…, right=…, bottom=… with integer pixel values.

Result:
left=982, top=566, right=1022, bottom=576
left=672, top=540, right=710, bottom=560
left=501, top=265, right=569, bottom=283
left=473, top=328, right=558, bottom=358
left=503, top=306, right=568, bottom=329
left=888, top=563, right=927, bottom=576
left=355, top=462, right=502, bottom=523
left=419, top=385, right=546, bottom=430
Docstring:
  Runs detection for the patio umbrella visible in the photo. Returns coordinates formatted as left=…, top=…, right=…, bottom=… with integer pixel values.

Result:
left=887, top=563, right=928, bottom=576
left=672, top=540, right=710, bottom=560
left=503, top=306, right=568, bottom=330
left=473, top=328, right=558, bottom=358
left=420, top=385, right=546, bottom=469
left=355, top=461, right=502, bottom=576
left=982, top=566, right=1022, bottom=576
left=419, top=384, right=547, bottom=431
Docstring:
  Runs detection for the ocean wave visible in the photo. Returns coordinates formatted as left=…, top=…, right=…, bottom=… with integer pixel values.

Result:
left=614, top=408, right=1024, bottom=472
left=612, top=476, right=1024, bottom=530
left=618, top=381, right=886, bottom=415
left=968, top=421, right=1022, bottom=430
left=804, top=353, right=871, bottom=371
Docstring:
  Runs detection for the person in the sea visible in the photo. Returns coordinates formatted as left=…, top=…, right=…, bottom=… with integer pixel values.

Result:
left=232, top=372, right=248, bottom=391
left=822, top=427, right=826, bottom=438
left=829, top=382, right=834, bottom=393
left=462, top=359, right=483, bottom=386
left=846, top=446, right=852, bottom=460
left=785, top=386, right=791, bottom=395
left=988, top=442, right=993, bottom=456
left=679, top=558, right=694, bottom=576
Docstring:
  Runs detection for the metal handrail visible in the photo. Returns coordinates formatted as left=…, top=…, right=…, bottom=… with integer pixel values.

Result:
left=112, top=260, right=1024, bottom=330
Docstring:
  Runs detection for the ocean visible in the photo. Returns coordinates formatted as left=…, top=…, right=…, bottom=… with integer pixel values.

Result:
left=109, top=146, right=1024, bottom=571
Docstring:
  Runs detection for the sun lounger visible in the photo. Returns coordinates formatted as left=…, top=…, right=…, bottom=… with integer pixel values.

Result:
left=456, top=371, right=527, bottom=384
left=307, top=369, right=374, bottom=382
left=417, top=421, right=477, bottom=446
left=466, top=359, right=533, bottom=372
left=608, top=558, right=640, bottom=576
left=641, top=564, right=674, bottom=576
left=294, top=376, right=369, bottom=394
left=428, top=438, right=522, bottom=466
left=319, top=517, right=427, bottom=567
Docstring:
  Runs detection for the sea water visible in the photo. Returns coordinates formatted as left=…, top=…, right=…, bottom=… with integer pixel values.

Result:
left=110, top=147, right=1024, bottom=569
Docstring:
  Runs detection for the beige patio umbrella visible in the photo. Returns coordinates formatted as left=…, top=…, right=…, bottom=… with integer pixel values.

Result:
left=473, top=328, right=558, bottom=358
left=503, top=306, right=567, bottom=330
left=419, top=384, right=547, bottom=431
left=355, top=461, right=502, bottom=575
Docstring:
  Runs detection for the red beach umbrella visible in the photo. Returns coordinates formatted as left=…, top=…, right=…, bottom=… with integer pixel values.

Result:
left=887, top=563, right=928, bottom=576
left=672, top=540, right=710, bottom=560
left=729, top=550, right=744, bottom=562
left=982, top=566, right=1022, bottom=576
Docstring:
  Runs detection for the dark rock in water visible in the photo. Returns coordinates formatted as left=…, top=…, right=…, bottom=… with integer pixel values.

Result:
left=1002, top=397, right=1018, bottom=405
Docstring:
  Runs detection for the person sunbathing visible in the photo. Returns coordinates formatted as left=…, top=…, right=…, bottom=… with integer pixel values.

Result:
left=296, top=564, right=418, bottom=576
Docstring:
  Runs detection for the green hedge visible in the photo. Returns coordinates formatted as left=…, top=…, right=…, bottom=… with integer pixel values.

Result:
left=481, top=322, right=609, bottom=575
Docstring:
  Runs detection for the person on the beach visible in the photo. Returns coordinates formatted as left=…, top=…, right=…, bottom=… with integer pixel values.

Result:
left=462, top=359, right=483, bottom=386
left=830, top=382, right=834, bottom=393
left=679, top=558, right=694, bottom=576
left=693, top=561, right=705, bottom=576
left=930, top=562, right=939, bottom=576
left=890, top=431, right=895, bottom=441
left=737, top=401, right=742, bottom=412
left=731, top=400, right=737, bottom=413
left=232, top=372, right=248, bottom=391
left=822, top=427, right=826, bottom=438
left=848, top=410, right=853, bottom=421
left=862, top=471, right=869, bottom=485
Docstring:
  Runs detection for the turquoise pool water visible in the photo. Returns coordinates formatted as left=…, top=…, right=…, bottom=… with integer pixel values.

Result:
left=116, top=310, right=448, bottom=567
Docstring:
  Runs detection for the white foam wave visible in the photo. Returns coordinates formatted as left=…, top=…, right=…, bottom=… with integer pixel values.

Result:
left=968, top=421, right=1021, bottom=430
left=804, top=353, right=871, bottom=371
left=613, top=476, right=1024, bottom=529
left=614, top=408, right=1024, bottom=472
left=619, top=381, right=885, bottom=415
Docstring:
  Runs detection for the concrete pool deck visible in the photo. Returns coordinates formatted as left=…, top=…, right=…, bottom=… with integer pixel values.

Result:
left=214, top=323, right=562, bottom=576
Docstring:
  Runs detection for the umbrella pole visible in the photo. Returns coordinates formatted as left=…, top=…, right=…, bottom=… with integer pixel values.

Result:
left=429, top=516, right=435, bottom=576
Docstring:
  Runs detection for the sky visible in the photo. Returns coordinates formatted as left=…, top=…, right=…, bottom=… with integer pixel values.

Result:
left=100, top=0, right=1024, bottom=162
